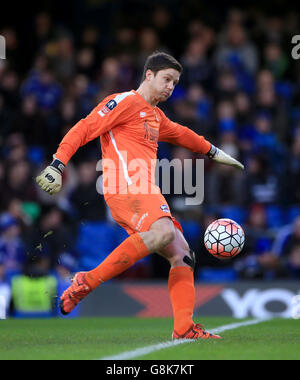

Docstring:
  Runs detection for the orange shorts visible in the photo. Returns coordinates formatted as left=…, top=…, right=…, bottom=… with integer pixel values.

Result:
left=105, top=192, right=183, bottom=235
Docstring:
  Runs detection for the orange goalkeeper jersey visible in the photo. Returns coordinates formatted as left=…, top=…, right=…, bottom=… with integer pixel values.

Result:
left=55, top=90, right=211, bottom=199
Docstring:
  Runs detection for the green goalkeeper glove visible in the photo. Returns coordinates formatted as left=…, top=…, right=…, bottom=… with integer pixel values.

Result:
left=36, top=158, right=65, bottom=195
left=207, top=144, right=244, bottom=170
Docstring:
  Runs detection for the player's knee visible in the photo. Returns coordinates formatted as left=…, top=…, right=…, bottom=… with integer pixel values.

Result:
left=153, top=224, right=176, bottom=250
left=160, top=227, right=176, bottom=248
left=149, top=217, right=176, bottom=250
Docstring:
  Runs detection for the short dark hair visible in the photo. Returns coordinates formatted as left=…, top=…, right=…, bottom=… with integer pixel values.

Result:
left=141, top=51, right=183, bottom=81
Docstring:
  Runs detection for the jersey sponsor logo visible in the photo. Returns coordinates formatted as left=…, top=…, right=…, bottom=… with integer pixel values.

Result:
left=140, top=111, right=146, bottom=118
left=144, top=120, right=159, bottom=143
left=136, top=212, right=149, bottom=231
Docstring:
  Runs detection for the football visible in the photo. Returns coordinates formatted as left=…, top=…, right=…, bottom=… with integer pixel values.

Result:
left=204, top=218, right=245, bottom=259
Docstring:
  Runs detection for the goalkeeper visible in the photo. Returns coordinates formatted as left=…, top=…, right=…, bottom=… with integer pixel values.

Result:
left=36, top=52, right=243, bottom=340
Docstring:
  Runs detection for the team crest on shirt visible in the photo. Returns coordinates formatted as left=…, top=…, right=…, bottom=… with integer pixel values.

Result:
left=160, top=204, right=169, bottom=213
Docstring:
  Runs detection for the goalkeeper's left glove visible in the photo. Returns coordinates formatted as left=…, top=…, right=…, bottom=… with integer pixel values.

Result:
left=36, top=158, right=65, bottom=195
left=207, top=144, right=244, bottom=170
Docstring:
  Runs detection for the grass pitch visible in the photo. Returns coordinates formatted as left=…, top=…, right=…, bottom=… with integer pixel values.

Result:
left=0, top=317, right=299, bottom=360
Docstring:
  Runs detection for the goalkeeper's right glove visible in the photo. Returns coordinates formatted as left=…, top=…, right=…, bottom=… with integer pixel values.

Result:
left=36, top=158, right=65, bottom=195
left=207, top=144, right=244, bottom=170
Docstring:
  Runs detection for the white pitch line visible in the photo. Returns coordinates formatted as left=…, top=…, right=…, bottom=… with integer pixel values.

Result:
left=99, top=318, right=270, bottom=360
left=209, top=317, right=271, bottom=335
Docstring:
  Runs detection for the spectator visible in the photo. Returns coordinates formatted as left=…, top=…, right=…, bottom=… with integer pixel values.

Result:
left=263, top=42, right=289, bottom=80
left=51, top=34, right=76, bottom=84
left=286, top=244, right=300, bottom=278
left=21, top=67, right=62, bottom=111
left=215, top=69, right=239, bottom=101
left=0, top=160, right=5, bottom=205
left=252, top=112, right=286, bottom=175
left=249, top=215, right=300, bottom=278
left=0, top=94, right=14, bottom=141
left=69, top=160, right=107, bottom=222
left=6, top=198, right=33, bottom=229
left=286, top=134, right=300, bottom=204
left=254, top=69, right=288, bottom=140
left=23, top=206, right=75, bottom=269
left=109, top=27, right=137, bottom=58
left=2, top=160, right=38, bottom=204
left=96, top=56, right=123, bottom=95
left=272, top=216, right=300, bottom=258
left=215, top=22, right=259, bottom=75
left=205, top=132, right=246, bottom=206
left=136, top=27, right=168, bottom=76
left=245, top=154, right=281, bottom=204
left=0, top=69, right=20, bottom=110
left=76, top=47, right=97, bottom=78
left=215, top=100, right=237, bottom=135
left=234, top=91, right=252, bottom=127
left=33, top=12, right=55, bottom=53
left=0, top=251, right=11, bottom=319
left=11, top=254, right=57, bottom=318
left=235, top=203, right=275, bottom=279
left=180, top=36, right=215, bottom=90
left=0, top=213, right=26, bottom=279
left=11, top=95, right=47, bottom=147
left=151, top=7, right=173, bottom=48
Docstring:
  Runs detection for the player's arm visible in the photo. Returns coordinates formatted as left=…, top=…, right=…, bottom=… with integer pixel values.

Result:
left=36, top=94, right=132, bottom=195
left=158, top=110, right=244, bottom=170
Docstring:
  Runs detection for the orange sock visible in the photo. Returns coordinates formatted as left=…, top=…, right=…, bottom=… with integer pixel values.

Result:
left=168, top=266, right=195, bottom=335
left=85, top=233, right=149, bottom=290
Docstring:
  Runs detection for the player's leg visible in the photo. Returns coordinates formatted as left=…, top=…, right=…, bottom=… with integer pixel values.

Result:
left=157, top=226, right=194, bottom=268
left=60, top=217, right=176, bottom=315
left=139, top=216, right=176, bottom=252
left=158, top=228, right=221, bottom=339
left=157, top=228, right=195, bottom=335
left=85, top=216, right=175, bottom=288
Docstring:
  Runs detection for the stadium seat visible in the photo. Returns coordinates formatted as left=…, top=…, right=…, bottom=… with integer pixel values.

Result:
left=220, top=206, right=247, bottom=225
left=254, top=237, right=273, bottom=254
left=286, top=205, right=300, bottom=224
left=181, top=220, right=202, bottom=248
left=76, top=221, right=128, bottom=271
left=275, top=82, right=293, bottom=101
left=197, top=268, right=238, bottom=282
left=28, top=146, right=45, bottom=166
left=265, top=205, right=284, bottom=228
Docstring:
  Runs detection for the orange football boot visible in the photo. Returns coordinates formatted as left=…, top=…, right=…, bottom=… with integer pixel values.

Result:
left=172, top=323, right=221, bottom=340
left=59, top=272, right=92, bottom=315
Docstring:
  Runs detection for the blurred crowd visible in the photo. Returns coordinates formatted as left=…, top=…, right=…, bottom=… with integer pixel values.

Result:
left=1, top=1, right=300, bottom=312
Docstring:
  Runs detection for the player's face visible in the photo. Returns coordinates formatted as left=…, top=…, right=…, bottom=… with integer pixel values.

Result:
left=148, top=68, right=180, bottom=102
